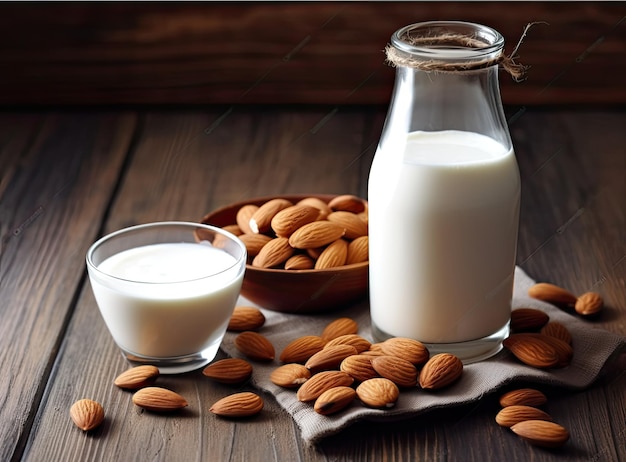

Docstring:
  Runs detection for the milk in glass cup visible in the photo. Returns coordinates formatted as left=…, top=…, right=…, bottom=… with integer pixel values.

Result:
left=86, top=222, right=246, bottom=374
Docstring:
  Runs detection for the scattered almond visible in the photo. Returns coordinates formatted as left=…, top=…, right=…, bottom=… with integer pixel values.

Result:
left=320, top=317, right=359, bottom=342
left=371, top=355, right=418, bottom=388
left=419, top=353, right=463, bottom=390
left=340, top=354, right=379, bottom=382
left=314, top=386, right=356, bottom=415
left=540, top=321, right=572, bottom=345
left=202, top=358, right=253, bottom=384
left=380, top=337, right=429, bottom=366
left=228, top=306, right=266, bottom=331
left=499, top=388, right=548, bottom=408
left=270, top=363, right=312, bottom=388
left=503, top=334, right=560, bottom=369
left=528, top=283, right=577, bottom=306
left=510, top=420, right=570, bottom=448
left=113, top=365, right=160, bottom=390
left=495, top=405, right=553, bottom=428
left=575, top=292, right=603, bottom=317
left=70, top=399, right=105, bottom=431
left=297, top=371, right=354, bottom=402
left=234, top=331, right=275, bottom=361
left=510, top=308, right=550, bottom=332
left=132, top=387, right=188, bottom=412
left=305, top=344, right=358, bottom=373
left=356, top=378, right=399, bottom=409
left=324, top=334, right=371, bottom=353
left=534, top=333, right=574, bottom=368
left=210, top=392, right=264, bottom=417
left=279, top=335, right=326, bottom=363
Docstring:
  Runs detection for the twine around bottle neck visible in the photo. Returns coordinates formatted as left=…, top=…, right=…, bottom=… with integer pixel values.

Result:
left=385, top=23, right=543, bottom=82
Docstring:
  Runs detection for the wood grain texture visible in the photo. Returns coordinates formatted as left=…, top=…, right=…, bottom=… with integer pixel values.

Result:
left=0, top=113, right=137, bottom=461
left=0, top=2, right=624, bottom=106
left=1, top=107, right=624, bottom=461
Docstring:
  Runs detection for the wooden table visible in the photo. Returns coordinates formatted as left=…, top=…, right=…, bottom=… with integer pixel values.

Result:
left=1, top=107, right=624, bottom=461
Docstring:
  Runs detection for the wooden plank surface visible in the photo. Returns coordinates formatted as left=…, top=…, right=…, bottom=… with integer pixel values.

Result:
left=1, top=107, right=624, bottom=461
left=0, top=112, right=137, bottom=461
left=0, top=2, right=625, bottom=106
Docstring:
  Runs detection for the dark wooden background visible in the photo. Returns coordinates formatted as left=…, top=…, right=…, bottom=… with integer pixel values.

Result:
left=0, top=2, right=625, bottom=107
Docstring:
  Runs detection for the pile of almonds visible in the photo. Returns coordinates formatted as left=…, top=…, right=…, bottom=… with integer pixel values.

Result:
left=219, top=307, right=464, bottom=416
left=495, top=387, right=570, bottom=448
left=214, top=194, right=369, bottom=270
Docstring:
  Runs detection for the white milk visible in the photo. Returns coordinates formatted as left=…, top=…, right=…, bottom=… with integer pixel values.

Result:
left=89, top=242, right=243, bottom=358
left=368, top=130, right=520, bottom=344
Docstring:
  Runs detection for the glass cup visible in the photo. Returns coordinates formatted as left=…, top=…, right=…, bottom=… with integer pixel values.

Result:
left=86, top=222, right=246, bottom=374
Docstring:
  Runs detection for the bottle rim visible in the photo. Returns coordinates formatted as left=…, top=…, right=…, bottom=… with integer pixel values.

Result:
left=391, top=21, right=504, bottom=62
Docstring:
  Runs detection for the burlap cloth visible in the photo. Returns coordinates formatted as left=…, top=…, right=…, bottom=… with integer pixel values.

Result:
left=219, top=266, right=625, bottom=443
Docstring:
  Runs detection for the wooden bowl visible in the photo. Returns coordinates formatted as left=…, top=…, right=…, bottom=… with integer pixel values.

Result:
left=200, top=194, right=368, bottom=314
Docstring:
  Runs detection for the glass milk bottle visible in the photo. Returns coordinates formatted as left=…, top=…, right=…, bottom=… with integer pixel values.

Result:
left=368, top=21, right=521, bottom=363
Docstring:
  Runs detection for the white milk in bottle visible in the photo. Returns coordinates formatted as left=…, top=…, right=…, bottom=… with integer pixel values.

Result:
left=368, top=130, right=520, bottom=357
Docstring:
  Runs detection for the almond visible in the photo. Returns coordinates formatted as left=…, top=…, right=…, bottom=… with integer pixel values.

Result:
left=327, top=211, right=368, bottom=239
left=296, top=197, right=332, bottom=219
left=132, top=387, right=188, bottom=412
left=251, top=237, right=294, bottom=268
left=222, top=224, right=243, bottom=236
left=284, top=254, right=315, bottom=270
left=305, top=344, right=358, bottom=373
left=324, top=334, right=371, bottom=353
left=238, top=233, right=272, bottom=258
left=270, top=205, right=320, bottom=237
left=227, top=306, right=266, bottom=332
left=328, top=194, right=366, bottom=213
left=502, top=334, right=559, bottom=369
left=234, top=331, right=275, bottom=361
left=356, top=377, right=399, bottom=409
left=236, top=204, right=258, bottom=235
left=297, top=370, right=354, bottom=402
left=270, top=363, right=312, bottom=388
left=371, top=355, right=418, bottom=388
left=540, top=321, right=572, bottom=345
left=314, top=239, right=348, bottom=269
left=510, top=308, right=550, bottom=332
left=202, top=358, right=253, bottom=384
left=288, top=221, right=346, bottom=249
left=69, top=399, right=105, bottom=431
left=510, top=420, right=570, bottom=448
left=528, top=282, right=577, bottom=306
left=499, top=388, right=548, bottom=407
left=575, top=291, right=603, bottom=316
left=381, top=337, right=430, bottom=366
left=532, top=333, right=574, bottom=367
left=495, top=405, right=553, bottom=428
left=321, top=317, right=359, bottom=342
left=346, top=236, right=369, bottom=265
left=113, top=365, right=160, bottom=390
left=340, top=354, right=378, bottom=382
left=279, top=335, right=326, bottom=363
left=249, top=198, right=293, bottom=234
left=419, top=353, right=463, bottom=390
left=314, top=386, right=356, bottom=415
left=210, top=392, right=263, bottom=417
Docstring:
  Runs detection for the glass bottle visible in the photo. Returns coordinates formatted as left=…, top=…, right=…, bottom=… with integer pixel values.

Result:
left=368, top=21, right=521, bottom=363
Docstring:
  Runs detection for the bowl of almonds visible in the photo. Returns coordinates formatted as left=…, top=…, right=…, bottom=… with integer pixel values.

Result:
left=199, top=194, right=369, bottom=313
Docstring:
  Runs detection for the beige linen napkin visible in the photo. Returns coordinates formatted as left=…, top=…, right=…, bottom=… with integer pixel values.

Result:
left=219, top=266, right=625, bottom=443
